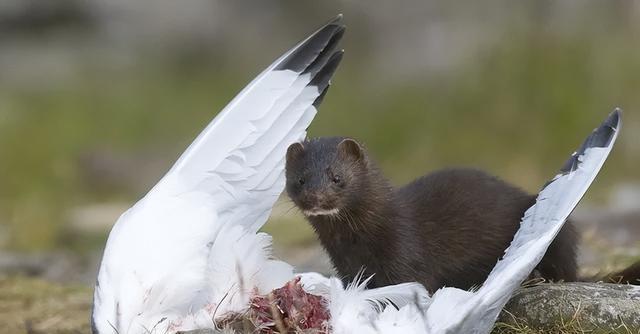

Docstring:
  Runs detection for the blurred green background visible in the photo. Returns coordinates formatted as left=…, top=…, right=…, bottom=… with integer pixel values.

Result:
left=0, top=0, right=639, bottom=260
left=2, top=2, right=640, bottom=331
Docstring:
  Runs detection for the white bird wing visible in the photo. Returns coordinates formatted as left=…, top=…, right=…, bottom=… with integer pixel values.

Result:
left=92, top=16, right=345, bottom=334
left=155, top=15, right=345, bottom=233
left=428, top=109, right=622, bottom=334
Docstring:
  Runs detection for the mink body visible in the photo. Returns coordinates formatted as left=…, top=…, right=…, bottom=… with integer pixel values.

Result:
left=285, top=137, right=577, bottom=292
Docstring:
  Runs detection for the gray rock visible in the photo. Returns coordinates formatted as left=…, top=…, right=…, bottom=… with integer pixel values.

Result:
left=499, top=283, right=640, bottom=331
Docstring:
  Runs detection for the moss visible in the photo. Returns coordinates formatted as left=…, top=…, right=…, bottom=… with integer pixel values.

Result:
left=0, top=276, right=92, bottom=333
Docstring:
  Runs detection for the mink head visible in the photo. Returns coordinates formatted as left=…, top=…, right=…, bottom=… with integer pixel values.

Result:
left=285, top=137, right=369, bottom=217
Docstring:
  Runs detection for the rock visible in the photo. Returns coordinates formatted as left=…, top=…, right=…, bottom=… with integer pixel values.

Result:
left=498, top=283, right=640, bottom=332
left=0, top=251, right=98, bottom=284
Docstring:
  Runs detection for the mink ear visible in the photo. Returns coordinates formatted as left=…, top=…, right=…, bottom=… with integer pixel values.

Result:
left=286, top=142, right=305, bottom=162
left=337, top=138, right=364, bottom=162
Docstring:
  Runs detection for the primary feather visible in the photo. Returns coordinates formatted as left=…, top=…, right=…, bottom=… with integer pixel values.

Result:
left=92, top=16, right=345, bottom=334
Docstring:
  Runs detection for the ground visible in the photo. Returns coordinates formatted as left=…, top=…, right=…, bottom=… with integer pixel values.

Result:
left=0, top=192, right=638, bottom=334
left=2, top=276, right=639, bottom=334
left=0, top=276, right=92, bottom=334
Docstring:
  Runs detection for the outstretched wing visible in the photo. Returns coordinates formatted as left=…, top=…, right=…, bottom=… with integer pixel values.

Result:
left=155, top=15, right=345, bottom=232
left=430, top=109, right=622, bottom=334
left=92, top=16, right=345, bottom=334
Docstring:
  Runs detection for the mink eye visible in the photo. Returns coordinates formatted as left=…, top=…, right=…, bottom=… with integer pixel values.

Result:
left=332, top=175, right=341, bottom=184
left=298, top=177, right=305, bottom=185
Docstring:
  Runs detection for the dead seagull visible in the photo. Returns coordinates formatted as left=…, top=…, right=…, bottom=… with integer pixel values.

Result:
left=91, top=15, right=345, bottom=333
left=91, top=14, right=621, bottom=334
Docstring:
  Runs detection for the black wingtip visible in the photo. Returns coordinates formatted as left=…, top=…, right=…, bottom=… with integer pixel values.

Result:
left=302, top=25, right=345, bottom=75
left=606, top=108, right=622, bottom=130
left=312, top=84, right=330, bottom=108
left=330, top=13, right=344, bottom=24
left=275, top=15, right=346, bottom=73
left=310, top=50, right=344, bottom=108
left=583, top=108, right=622, bottom=151
left=558, top=109, right=621, bottom=175
left=310, top=50, right=344, bottom=89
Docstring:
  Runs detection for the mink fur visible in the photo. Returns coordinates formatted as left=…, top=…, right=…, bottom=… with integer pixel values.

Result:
left=285, top=136, right=578, bottom=292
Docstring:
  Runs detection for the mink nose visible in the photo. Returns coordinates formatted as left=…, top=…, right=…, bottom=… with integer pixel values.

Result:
left=306, top=192, right=333, bottom=209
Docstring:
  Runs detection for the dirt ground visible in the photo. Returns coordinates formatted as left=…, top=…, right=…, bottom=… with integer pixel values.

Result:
left=0, top=202, right=638, bottom=333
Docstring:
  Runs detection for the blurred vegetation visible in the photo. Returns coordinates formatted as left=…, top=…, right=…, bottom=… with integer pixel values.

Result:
left=0, top=3, right=639, bottom=332
left=0, top=275, right=92, bottom=333
left=0, top=2, right=639, bottom=254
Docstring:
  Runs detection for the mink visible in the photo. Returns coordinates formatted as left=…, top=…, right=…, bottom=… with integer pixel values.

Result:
left=284, top=136, right=577, bottom=292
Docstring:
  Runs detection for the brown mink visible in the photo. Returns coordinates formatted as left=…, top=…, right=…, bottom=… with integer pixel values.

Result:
left=284, top=136, right=577, bottom=292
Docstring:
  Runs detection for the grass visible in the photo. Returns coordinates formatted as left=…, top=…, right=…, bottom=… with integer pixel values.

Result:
left=1, top=275, right=637, bottom=334
left=493, top=310, right=640, bottom=334
left=2, top=20, right=640, bottom=251
left=0, top=276, right=92, bottom=334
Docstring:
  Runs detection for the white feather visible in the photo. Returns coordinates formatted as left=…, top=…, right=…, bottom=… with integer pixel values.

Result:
left=92, top=16, right=345, bottom=334
left=425, top=109, right=621, bottom=334
left=327, top=273, right=431, bottom=334
left=297, top=272, right=333, bottom=296
left=374, top=304, right=430, bottom=333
